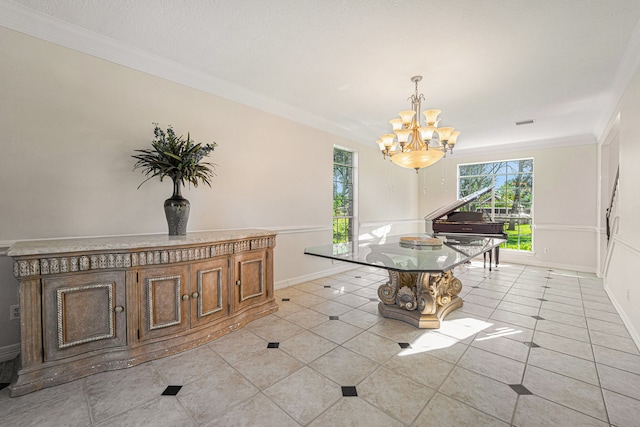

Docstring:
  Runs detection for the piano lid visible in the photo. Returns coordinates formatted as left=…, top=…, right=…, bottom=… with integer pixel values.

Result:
left=424, top=186, right=494, bottom=221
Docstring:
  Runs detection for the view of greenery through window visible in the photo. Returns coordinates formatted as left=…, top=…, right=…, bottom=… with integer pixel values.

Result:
left=333, top=148, right=354, bottom=244
left=458, top=159, right=533, bottom=251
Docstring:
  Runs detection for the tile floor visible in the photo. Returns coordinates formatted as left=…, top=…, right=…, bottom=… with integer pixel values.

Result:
left=1, top=261, right=639, bottom=426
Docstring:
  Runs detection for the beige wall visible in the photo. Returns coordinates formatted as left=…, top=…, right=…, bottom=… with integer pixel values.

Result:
left=418, top=143, right=599, bottom=271
left=0, top=27, right=420, bottom=352
left=602, top=63, right=640, bottom=346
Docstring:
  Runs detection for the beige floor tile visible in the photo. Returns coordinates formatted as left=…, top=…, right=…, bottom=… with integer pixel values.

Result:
left=152, top=344, right=226, bottom=386
left=95, top=396, right=194, bottom=427
left=289, top=292, right=328, bottom=307
left=311, top=319, right=363, bottom=344
left=414, top=393, right=509, bottom=427
left=593, top=345, right=640, bottom=375
left=339, top=307, right=383, bottom=329
left=177, top=363, right=258, bottom=424
left=458, top=346, right=526, bottom=384
left=279, top=330, right=337, bottom=363
left=590, top=329, right=640, bottom=354
left=0, top=378, right=84, bottom=420
left=208, top=327, right=267, bottom=364
left=309, top=346, right=378, bottom=385
left=1, top=390, right=92, bottom=427
left=523, top=365, right=608, bottom=421
left=308, top=396, right=403, bottom=427
left=497, top=300, right=540, bottom=316
left=204, top=392, right=300, bottom=427
left=332, top=292, right=371, bottom=308
left=489, top=309, right=537, bottom=329
left=84, top=362, right=167, bottom=423
left=597, top=363, right=640, bottom=400
left=231, top=348, right=303, bottom=389
left=358, top=367, right=435, bottom=424
left=471, top=334, right=530, bottom=362
left=585, top=308, right=623, bottom=324
left=513, top=394, right=608, bottom=427
left=272, top=300, right=306, bottom=317
left=264, top=367, right=341, bottom=425
left=463, top=293, right=502, bottom=308
left=343, top=331, right=401, bottom=363
left=384, top=350, right=455, bottom=389
left=533, top=330, right=594, bottom=360
left=602, top=389, right=640, bottom=427
left=535, top=318, right=590, bottom=342
left=538, top=308, right=587, bottom=328
left=246, top=316, right=304, bottom=342
left=540, top=300, right=585, bottom=316
left=587, top=317, right=633, bottom=338
left=501, top=293, right=542, bottom=308
left=309, top=300, right=353, bottom=316
left=439, top=367, right=518, bottom=422
left=528, top=347, right=599, bottom=385
left=283, top=307, right=330, bottom=329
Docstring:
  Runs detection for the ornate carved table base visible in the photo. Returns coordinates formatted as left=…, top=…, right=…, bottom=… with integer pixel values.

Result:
left=377, top=270, right=463, bottom=328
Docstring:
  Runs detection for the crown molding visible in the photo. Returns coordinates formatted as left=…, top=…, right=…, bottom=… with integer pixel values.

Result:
left=453, top=134, right=596, bottom=158
left=0, top=1, right=365, bottom=143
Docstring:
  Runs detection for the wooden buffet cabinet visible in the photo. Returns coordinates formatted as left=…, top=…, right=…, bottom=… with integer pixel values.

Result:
left=7, top=229, right=277, bottom=397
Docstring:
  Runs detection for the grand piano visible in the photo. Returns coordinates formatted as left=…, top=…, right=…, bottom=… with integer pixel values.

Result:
left=424, top=186, right=507, bottom=269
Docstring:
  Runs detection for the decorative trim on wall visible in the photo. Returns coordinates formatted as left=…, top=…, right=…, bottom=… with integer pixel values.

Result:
left=0, top=343, right=20, bottom=363
left=360, top=218, right=422, bottom=228
left=534, top=223, right=599, bottom=233
left=274, top=263, right=358, bottom=290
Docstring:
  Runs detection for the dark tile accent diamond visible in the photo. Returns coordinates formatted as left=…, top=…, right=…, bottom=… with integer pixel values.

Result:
left=509, top=384, right=533, bottom=395
left=398, top=342, right=412, bottom=349
left=162, top=385, right=182, bottom=396
left=537, top=298, right=548, bottom=302
left=0, top=383, right=9, bottom=391
left=324, top=285, right=332, bottom=288
left=370, top=298, right=379, bottom=302
left=470, top=286, right=480, bottom=289
left=267, top=342, right=280, bottom=348
left=523, top=341, right=540, bottom=348
left=355, top=276, right=362, bottom=278
left=541, top=286, right=551, bottom=289
left=342, top=386, right=358, bottom=397
left=531, top=316, right=545, bottom=320
left=282, top=298, right=290, bottom=302
left=329, top=316, right=339, bottom=320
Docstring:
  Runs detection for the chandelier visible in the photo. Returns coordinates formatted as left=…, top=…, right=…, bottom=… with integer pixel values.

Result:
left=377, top=76, right=460, bottom=172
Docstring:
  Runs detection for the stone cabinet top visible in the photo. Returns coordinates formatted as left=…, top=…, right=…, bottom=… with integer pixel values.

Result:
left=8, top=229, right=276, bottom=257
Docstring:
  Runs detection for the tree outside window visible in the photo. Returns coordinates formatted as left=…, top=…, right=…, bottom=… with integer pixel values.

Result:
left=333, top=148, right=355, bottom=244
left=458, top=159, right=533, bottom=251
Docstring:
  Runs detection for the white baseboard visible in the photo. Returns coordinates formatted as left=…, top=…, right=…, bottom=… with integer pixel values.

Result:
left=0, top=343, right=20, bottom=362
left=275, top=263, right=359, bottom=290
left=605, top=285, right=640, bottom=352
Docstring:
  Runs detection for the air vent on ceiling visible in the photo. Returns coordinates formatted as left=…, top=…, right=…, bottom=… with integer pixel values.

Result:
left=515, top=119, right=535, bottom=126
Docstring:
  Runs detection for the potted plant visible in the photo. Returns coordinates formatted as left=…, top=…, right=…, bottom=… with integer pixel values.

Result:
left=133, top=123, right=217, bottom=236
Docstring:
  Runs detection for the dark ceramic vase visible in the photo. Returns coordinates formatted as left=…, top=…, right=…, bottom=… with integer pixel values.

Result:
left=164, top=180, right=190, bottom=236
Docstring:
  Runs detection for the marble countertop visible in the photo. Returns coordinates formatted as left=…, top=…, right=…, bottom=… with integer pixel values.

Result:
left=7, top=229, right=276, bottom=257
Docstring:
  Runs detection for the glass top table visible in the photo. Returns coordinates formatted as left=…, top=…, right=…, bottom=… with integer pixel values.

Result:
left=304, top=234, right=506, bottom=328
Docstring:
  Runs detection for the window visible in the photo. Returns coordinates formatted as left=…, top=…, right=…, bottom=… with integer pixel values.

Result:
left=458, top=159, right=533, bottom=251
left=333, top=147, right=356, bottom=244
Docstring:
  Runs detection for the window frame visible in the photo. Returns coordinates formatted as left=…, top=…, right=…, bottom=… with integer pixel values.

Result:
left=332, top=146, right=358, bottom=244
left=457, top=158, right=533, bottom=252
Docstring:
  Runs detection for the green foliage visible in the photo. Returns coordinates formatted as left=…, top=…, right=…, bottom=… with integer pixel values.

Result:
left=132, top=124, right=217, bottom=188
left=503, top=223, right=532, bottom=251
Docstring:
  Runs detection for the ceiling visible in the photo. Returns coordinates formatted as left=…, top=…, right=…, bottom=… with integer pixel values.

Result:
left=3, top=0, right=640, bottom=153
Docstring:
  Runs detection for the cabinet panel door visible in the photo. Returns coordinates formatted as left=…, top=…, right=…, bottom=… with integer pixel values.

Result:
left=42, top=271, right=126, bottom=362
left=138, top=265, right=189, bottom=341
left=190, top=258, right=229, bottom=327
left=233, top=250, right=268, bottom=311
